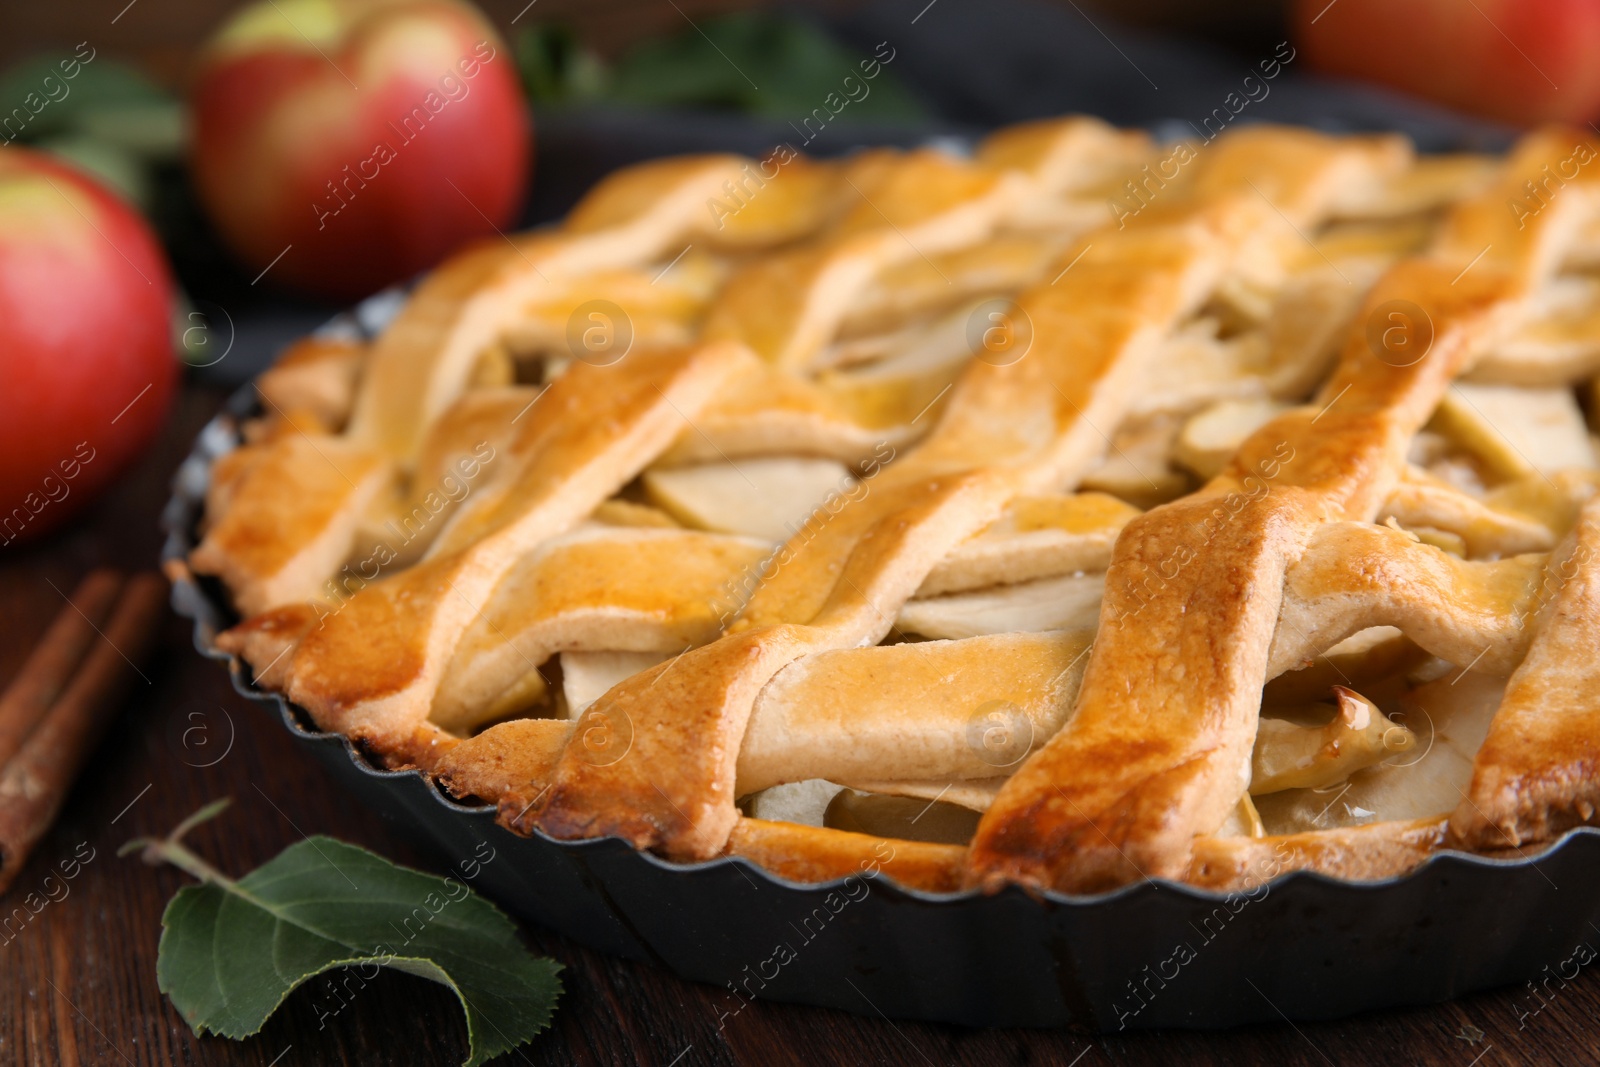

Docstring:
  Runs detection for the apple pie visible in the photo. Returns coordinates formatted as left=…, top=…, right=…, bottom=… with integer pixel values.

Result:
left=184, top=116, right=1600, bottom=896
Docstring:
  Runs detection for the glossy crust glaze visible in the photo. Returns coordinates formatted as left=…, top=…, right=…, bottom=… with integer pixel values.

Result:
left=966, top=131, right=1600, bottom=893
left=193, top=117, right=1600, bottom=896
left=1451, top=498, right=1600, bottom=849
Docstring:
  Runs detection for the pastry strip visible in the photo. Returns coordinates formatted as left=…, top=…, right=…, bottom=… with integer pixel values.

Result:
left=525, top=130, right=1403, bottom=860
left=283, top=344, right=748, bottom=759
left=1451, top=494, right=1600, bottom=848
left=966, top=130, right=1600, bottom=893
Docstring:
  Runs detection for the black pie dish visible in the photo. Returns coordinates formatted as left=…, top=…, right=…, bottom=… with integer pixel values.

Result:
left=161, top=287, right=1600, bottom=1031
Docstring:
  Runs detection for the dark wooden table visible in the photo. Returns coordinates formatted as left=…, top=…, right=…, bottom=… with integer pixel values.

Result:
left=4, top=381, right=1599, bottom=1067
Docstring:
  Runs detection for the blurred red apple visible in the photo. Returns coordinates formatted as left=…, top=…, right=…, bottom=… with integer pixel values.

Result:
left=1295, top=0, right=1600, bottom=125
left=191, top=0, right=532, bottom=300
left=0, top=147, right=176, bottom=546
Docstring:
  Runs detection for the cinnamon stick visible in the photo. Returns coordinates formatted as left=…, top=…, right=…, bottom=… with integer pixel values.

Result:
left=0, top=572, right=168, bottom=895
left=0, top=569, right=124, bottom=770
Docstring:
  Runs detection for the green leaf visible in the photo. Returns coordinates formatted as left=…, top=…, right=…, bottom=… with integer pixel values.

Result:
left=517, top=11, right=924, bottom=122
left=132, top=807, right=561, bottom=1067
left=0, top=55, right=170, bottom=143
left=515, top=24, right=609, bottom=106
left=607, top=11, right=924, bottom=121
left=73, top=99, right=188, bottom=161
left=35, top=137, right=150, bottom=210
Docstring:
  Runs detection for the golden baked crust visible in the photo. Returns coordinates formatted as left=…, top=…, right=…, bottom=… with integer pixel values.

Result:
left=1450, top=504, right=1600, bottom=848
left=192, top=116, right=1600, bottom=895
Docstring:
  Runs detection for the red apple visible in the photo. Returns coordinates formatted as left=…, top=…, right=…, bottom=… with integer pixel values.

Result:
left=190, top=0, right=532, bottom=300
left=1294, top=0, right=1600, bottom=126
left=0, top=147, right=177, bottom=546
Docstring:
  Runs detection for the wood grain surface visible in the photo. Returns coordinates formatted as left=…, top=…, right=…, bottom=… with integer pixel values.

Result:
left=4, top=383, right=1600, bottom=1066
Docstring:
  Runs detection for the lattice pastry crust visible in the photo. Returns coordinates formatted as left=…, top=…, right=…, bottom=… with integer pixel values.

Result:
left=184, top=117, right=1600, bottom=895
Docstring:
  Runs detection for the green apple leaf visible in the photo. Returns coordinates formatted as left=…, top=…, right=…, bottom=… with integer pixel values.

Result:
left=0, top=55, right=170, bottom=143
left=123, top=800, right=561, bottom=1067
left=35, top=137, right=150, bottom=209
left=516, top=24, right=609, bottom=105
left=606, top=11, right=924, bottom=121
left=516, top=12, right=924, bottom=121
